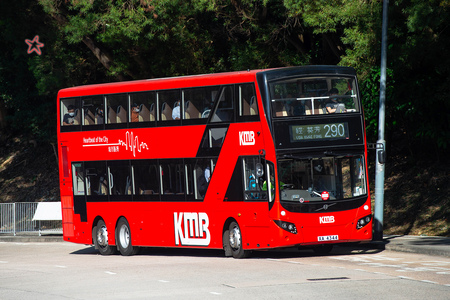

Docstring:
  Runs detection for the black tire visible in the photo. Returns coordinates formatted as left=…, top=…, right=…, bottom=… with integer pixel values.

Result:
left=222, top=228, right=232, bottom=257
left=228, top=221, right=249, bottom=259
left=313, top=244, right=333, bottom=255
left=116, top=217, right=139, bottom=256
left=93, top=219, right=116, bottom=255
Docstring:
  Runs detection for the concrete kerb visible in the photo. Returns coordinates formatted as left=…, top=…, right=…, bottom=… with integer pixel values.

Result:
left=0, top=233, right=63, bottom=243
left=382, top=235, right=450, bottom=258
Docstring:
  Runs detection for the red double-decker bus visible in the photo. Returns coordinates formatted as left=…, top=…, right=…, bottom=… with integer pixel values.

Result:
left=57, top=66, right=372, bottom=258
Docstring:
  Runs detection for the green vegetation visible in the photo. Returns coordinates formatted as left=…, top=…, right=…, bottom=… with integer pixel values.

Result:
left=0, top=0, right=448, bottom=235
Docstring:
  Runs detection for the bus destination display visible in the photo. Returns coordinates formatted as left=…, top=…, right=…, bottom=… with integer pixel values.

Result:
left=290, top=122, right=349, bottom=142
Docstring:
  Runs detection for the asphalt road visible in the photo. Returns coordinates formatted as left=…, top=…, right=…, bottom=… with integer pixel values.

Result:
left=0, top=242, right=449, bottom=299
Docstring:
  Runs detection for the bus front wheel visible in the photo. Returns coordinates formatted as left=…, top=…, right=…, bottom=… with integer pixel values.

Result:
left=93, top=219, right=116, bottom=255
left=228, top=221, right=249, bottom=259
left=116, top=217, right=139, bottom=256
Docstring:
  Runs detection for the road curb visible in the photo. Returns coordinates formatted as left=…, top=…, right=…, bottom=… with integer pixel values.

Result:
left=0, top=235, right=63, bottom=243
left=382, top=235, right=450, bottom=258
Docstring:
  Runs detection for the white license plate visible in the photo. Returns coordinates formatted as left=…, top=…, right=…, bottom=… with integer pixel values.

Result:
left=318, top=235, right=339, bottom=241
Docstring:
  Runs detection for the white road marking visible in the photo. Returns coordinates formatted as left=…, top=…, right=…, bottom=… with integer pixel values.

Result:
left=287, top=261, right=302, bottom=264
left=105, top=271, right=116, bottom=275
left=420, top=280, right=438, bottom=284
left=210, top=292, right=222, bottom=295
left=158, top=280, right=169, bottom=283
left=421, top=261, right=450, bottom=267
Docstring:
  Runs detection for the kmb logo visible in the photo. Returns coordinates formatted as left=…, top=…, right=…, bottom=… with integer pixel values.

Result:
left=174, top=212, right=210, bottom=246
left=239, top=131, right=255, bottom=146
left=319, top=216, right=335, bottom=224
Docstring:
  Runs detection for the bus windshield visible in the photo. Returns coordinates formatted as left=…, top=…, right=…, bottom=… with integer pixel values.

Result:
left=270, top=76, right=359, bottom=117
left=277, top=155, right=367, bottom=202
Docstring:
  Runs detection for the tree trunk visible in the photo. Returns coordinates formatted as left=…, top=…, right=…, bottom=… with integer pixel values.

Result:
left=81, top=37, right=127, bottom=81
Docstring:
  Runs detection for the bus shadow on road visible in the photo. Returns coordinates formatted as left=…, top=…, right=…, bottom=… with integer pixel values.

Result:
left=70, top=243, right=384, bottom=258
left=252, top=245, right=384, bottom=259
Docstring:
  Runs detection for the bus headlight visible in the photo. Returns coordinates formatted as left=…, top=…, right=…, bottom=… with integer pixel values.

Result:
left=274, top=220, right=297, bottom=234
left=356, top=215, right=372, bottom=230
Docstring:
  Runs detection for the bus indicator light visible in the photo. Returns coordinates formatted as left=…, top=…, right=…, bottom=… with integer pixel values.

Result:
left=321, top=191, right=330, bottom=201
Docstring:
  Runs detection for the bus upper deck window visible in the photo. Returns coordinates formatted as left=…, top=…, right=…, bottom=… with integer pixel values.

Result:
left=82, top=96, right=103, bottom=126
left=270, top=77, right=360, bottom=117
left=211, top=86, right=233, bottom=123
left=159, top=90, right=181, bottom=121
left=183, top=86, right=219, bottom=120
left=61, top=98, right=80, bottom=126
left=106, top=94, right=128, bottom=124
left=239, top=84, right=258, bottom=117
left=130, top=91, right=157, bottom=122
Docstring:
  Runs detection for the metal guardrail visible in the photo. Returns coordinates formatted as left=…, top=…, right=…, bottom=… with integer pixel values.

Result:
left=0, top=202, right=62, bottom=236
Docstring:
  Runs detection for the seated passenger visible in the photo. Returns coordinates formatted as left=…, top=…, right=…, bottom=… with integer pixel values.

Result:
left=63, top=105, right=76, bottom=125
left=292, top=99, right=305, bottom=116
left=131, top=103, right=140, bottom=122
left=96, top=108, right=104, bottom=124
left=172, top=100, right=181, bottom=120
left=325, top=88, right=346, bottom=113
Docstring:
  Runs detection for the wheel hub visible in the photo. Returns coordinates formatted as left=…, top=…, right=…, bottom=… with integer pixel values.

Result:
left=119, top=225, right=130, bottom=248
left=97, top=226, right=108, bottom=247
left=229, top=227, right=241, bottom=250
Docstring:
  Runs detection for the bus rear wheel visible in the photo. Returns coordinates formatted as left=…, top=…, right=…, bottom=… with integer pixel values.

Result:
left=93, top=219, right=116, bottom=255
left=116, top=217, right=139, bottom=256
left=228, top=221, right=249, bottom=259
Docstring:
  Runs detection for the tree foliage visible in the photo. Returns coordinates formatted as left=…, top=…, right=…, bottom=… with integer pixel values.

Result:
left=0, top=0, right=448, bottom=158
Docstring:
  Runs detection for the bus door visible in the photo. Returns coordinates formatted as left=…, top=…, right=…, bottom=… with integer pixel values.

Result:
left=225, top=156, right=274, bottom=241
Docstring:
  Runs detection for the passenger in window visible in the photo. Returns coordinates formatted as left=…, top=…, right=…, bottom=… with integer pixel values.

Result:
left=172, top=100, right=181, bottom=120
left=262, top=174, right=274, bottom=191
left=204, top=166, right=211, bottom=183
left=63, top=105, right=76, bottom=125
left=96, top=108, right=104, bottom=124
left=197, top=166, right=210, bottom=197
left=325, top=88, right=346, bottom=113
left=291, top=94, right=306, bottom=116
left=131, top=103, right=140, bottom=122
left=262, top=174, right=276, bottom=199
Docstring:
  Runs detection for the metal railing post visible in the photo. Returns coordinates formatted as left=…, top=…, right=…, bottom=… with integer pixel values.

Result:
left=13, top=203, right=16, bottom=236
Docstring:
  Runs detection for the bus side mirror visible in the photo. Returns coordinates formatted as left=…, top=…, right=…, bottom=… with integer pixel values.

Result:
left=256, top=163, right=264, bottom=177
